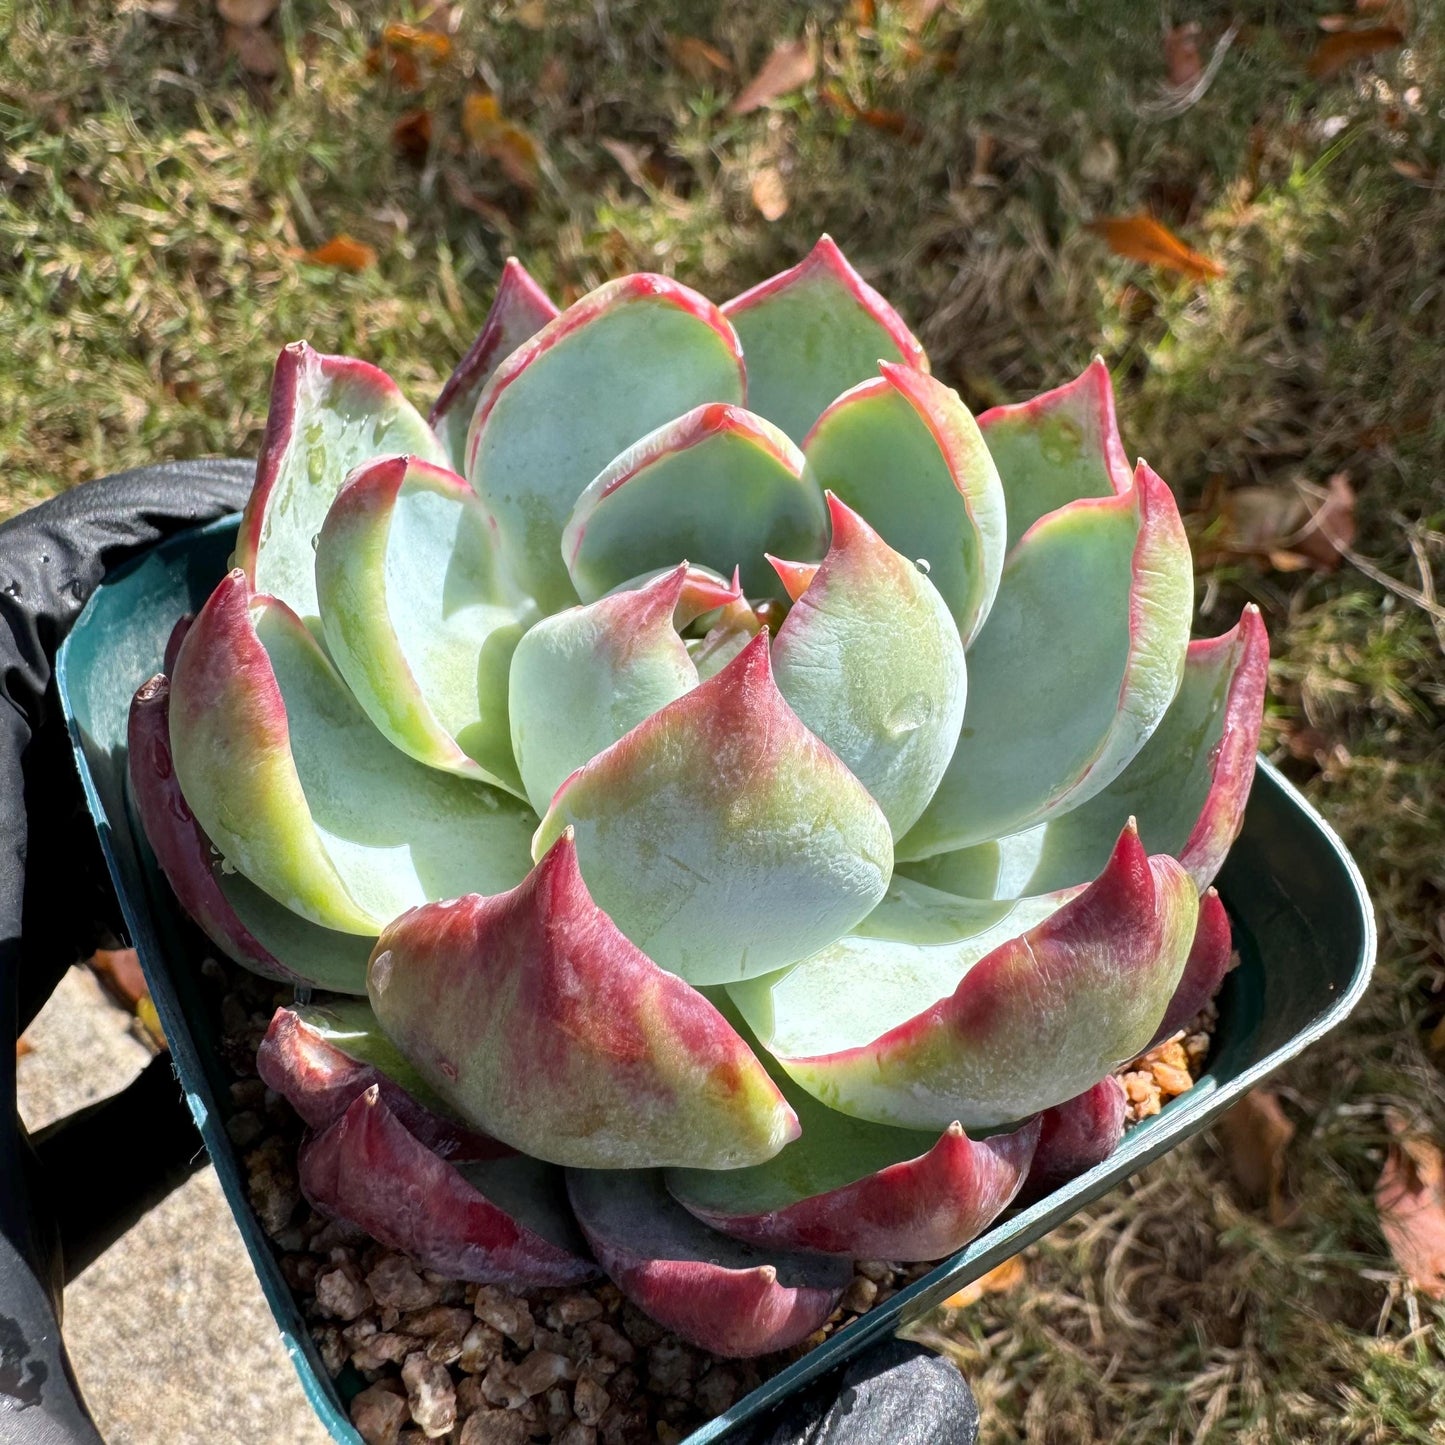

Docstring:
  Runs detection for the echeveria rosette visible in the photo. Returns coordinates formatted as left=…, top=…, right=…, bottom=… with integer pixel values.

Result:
left=136, top=238, right=1269, bottom=1359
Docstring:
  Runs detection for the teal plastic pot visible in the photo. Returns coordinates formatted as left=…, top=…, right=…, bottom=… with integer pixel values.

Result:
left=57, top=515, right=1376, bottom=1443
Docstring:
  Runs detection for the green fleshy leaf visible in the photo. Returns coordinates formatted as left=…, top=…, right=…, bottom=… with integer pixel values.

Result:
left=534, top=633, right=893, bottom=986
left=236, top=343, right=448, bottom=627
left=977, top=357, right=1131, bottom=553
left=465, top=275, right=745, bottom=613
left=430, top=258, right=559, bottom=471
left=315, top=455, right=534, bottom=795
left=801, top=364, right=1006, bottom=644
left=732, top=827, right=1198, bottom=1130
left=771, top=495, right=966, bottom=838
left=169, top=571, right=537, bottom=934
left=919, top=606, right=1268, bottom=897
left=898, top=465, right=1193, bottom=859
left=563, top=404, right=827, bottom=603
left=508, top=567, right=699, bottom=815
left=723, top=236, right=928, bottom=444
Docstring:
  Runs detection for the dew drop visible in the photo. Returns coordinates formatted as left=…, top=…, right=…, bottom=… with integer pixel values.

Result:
left=2, top=581, right=20, bottom=598
left=914, top=557, right=931, bottom=574
left=884, top=692, right=930, bottom=739
left=371, top=949, right=394, bottom=993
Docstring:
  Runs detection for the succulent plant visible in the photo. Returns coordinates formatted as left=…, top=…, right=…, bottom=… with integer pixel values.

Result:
left=129, top=238, right=1267, bottom=1360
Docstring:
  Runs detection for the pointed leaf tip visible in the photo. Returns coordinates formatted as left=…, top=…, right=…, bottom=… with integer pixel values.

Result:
left=365, top=836, right=799, bottom=1169
left=536, top=619, right=892, bottom=984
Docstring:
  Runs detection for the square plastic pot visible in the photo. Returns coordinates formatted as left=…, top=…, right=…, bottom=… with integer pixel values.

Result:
left=57, top=515, right=1376, bottom=1444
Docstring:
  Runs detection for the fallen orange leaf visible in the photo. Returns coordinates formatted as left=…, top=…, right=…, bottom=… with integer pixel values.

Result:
left=381, top=21, right=452, bottom=61
left=1216, top=1088, right=1296, bottom=1224
left=462, top=91, right=541, bottom=189
left=819, top=84, right=922, bottom=141
left=87, top=948, right=149, bottom=1011
left=307, top=234, right=378, bottom=271
left=1203, top=473, right=1356, bottom=575
left=1306, top=26, right=1405, bottom=79
left=942, top=1255, right=1026, bottom=1309
left=1376, top=1127, right=1445, bottom=1299
left=730, top=39, right=815, bottom=115
left=1087, top=213, right=1225, bottom=281
left=666, top=34, right=733, bottom=81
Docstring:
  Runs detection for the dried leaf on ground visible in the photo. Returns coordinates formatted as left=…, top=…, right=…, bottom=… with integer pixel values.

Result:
left=1216, top=1088, right=1296, bottom=1224
left=1376, top=1125, right=1445, bottom=1299
left=750, top=166, right=789, bottom=221
left=1203, top=473, right=1356, bottom=574
left=1306, top=27, right=1405, bottom=80
left=392, top=109, right=432, bottom=164
left=224, top=22, right=282, bottom=77
left=1086, top=213, right=1225, bottom=280
left=666, top=34, right=732, bottom=82
left=1164, top=22, right=1203, bottom=88
left=87, top=948, right=167, bottom=1050
left=940, top=1256, right=1027, bottom=1310
left=87, top=948, right=148, bottom=1011
left=462, top=91, right=541, bottom=190
left=819, top=85, right=922, bottom=141
left=307, top=234, right=378, bottom=271
left=599, top=138, right=652, bottom=191
left=216, top=0, right=278, bottom=26
left=380, top=21, right=452, bottom=62
left=730, top=39, right=815, bottom=115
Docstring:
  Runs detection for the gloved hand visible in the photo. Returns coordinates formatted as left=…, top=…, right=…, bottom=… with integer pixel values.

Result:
left=0, top=462, right=978, bottom=1445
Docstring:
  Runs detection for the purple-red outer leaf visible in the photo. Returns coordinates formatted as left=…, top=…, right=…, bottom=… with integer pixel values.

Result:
left=1017, top=1076, right=1127, bottom=1204
left=258, top=1007, right=509, bottom=1162
left=299, top=1086, right=597, bottom=1288
left=1149, top=887, right=1232, bottom=1049
left=566, top=1169, right=851, bottom=1358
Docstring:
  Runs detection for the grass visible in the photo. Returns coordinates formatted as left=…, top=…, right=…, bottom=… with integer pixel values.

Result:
left=3, top=0, right=1443, bottom=1439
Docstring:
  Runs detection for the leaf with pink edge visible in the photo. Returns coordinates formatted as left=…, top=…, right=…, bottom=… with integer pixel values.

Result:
left=534, top=633, right=894, bottom=985
left=430, top=258, right=558, bottom=469
left=723, top=235, right=928, bottom=444
left=771, top=495, right=965, bottom=838
left=1016, top=1076, right=1127, bottom=1205
left=235, top=343, right=448, bottom=626
left=507, top=566, right=699, bottom=814
left=730, top=825, right=1199, bottom=1130
left=366, top=832, right=799, bottom=1169
left=801, top=364, right=1006, bottom=643
left=168, top=571, right=536, bottom=934
left=977, top=356, right=1133, bottom=552
left=565, top=1168, right=851, bottom=1358
left=315, top=455, right=535, bottom=796
left=667, top=1002, right=1039, bottom=1261
left=1150, top=886, right=1232, bottom=1049
left=258, top=1002, right=509, bottom=1161
left=562, top=403, right=827, bottom=603
left=899, top=463, right=1193, bottom=859
left=127, top=674, right=372, bottom=990
left=465, top=275, right=745, bottom=611
left=905, top=607, right=1267, bottom=897
left=299, top=1086, right=597, bottom=1288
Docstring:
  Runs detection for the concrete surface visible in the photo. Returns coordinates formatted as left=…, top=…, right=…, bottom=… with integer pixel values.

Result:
left=17, top=966, right=330, bottom=1445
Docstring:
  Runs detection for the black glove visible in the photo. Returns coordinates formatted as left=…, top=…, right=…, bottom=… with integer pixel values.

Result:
left=0, top=462, right=977, bottom=1445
